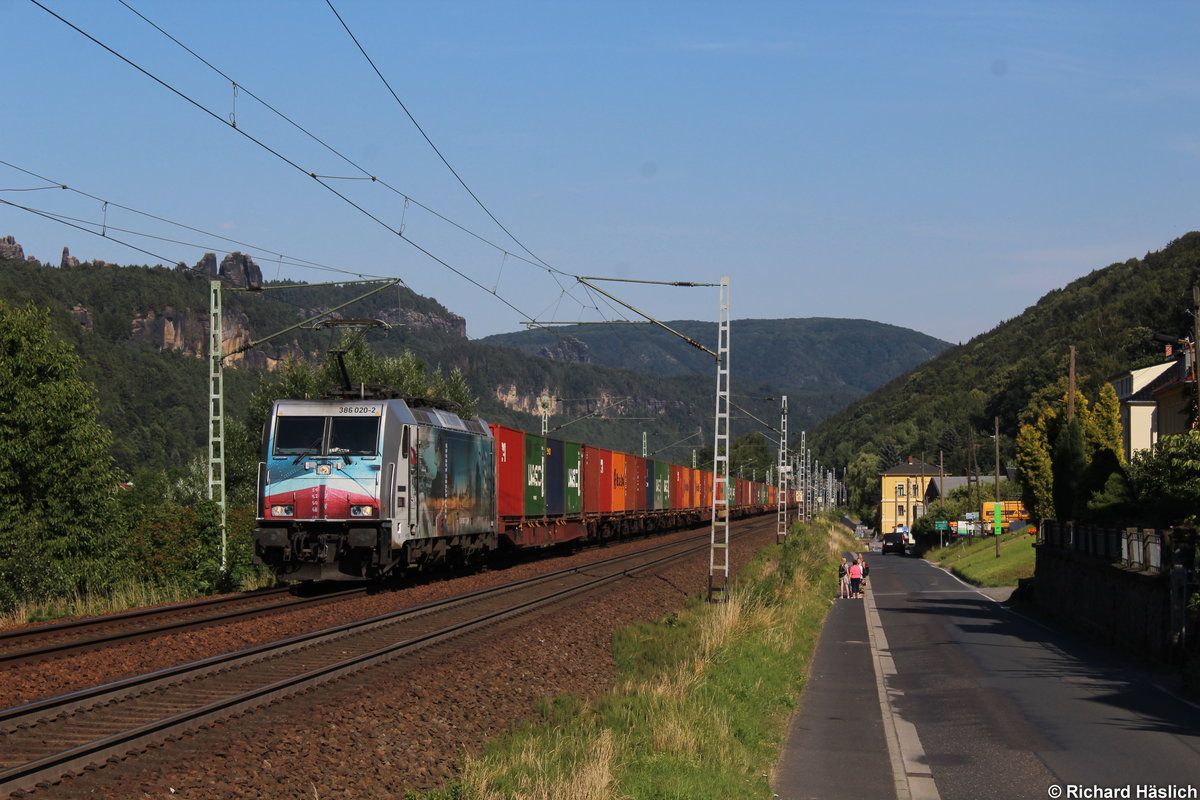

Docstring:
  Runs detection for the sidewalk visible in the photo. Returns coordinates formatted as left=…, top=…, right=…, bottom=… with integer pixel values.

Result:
left=773, top=588, right=895, bottom=800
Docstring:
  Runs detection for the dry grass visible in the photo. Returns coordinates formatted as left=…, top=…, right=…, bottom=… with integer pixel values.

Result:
left=466, top=727, right=620, bottom=800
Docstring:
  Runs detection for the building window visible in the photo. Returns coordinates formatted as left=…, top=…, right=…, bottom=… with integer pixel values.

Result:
left=896, top=484, right=905, bottom=497
left=897, top=505, right=906, bottom=517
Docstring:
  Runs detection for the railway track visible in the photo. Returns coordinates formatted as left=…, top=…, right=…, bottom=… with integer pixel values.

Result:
left=0, top=585, right=366, bottom=668
left=0, top=525, right=753, bottom=796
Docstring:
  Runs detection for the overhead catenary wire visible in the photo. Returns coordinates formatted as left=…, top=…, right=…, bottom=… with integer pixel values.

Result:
left=0, top=159, right=392, bottom=281
left=116, top=0, right=596, bottom=320
left=323, top=0, right=555, bottom=276
left=2, top=197, right=183, bottom=265
left=30, top=0, right=543, bottom=326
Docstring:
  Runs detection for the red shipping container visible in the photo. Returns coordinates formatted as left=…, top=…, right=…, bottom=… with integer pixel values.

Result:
left=630, top=456, right=647, bottom=511
left=669, top=464, right=684, bottom=509
left=490, top=424, right=526, bottom=518
left=583, top=446, right=614, bottom=514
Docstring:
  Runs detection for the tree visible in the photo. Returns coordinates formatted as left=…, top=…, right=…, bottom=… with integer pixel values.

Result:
left=0, top=302, right=124, bottom=611
left=729, top=433, right=774, bottom=479
left=1082, top=382, right=1125, bottom=465
left=845, top=451, right=882, bottom=524
left=1015, top=414, right=1054, bottom=524
left=1125, top=431, right=1200, bottom=526
left=1052, top=417, right=1087, bottom=522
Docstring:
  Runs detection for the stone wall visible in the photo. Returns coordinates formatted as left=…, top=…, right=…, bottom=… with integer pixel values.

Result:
left=1033, top=543, right=1172, bottom=660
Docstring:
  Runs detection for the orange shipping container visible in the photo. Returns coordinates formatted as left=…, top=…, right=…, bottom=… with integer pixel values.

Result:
left=611, top=451, right=627, bottom=512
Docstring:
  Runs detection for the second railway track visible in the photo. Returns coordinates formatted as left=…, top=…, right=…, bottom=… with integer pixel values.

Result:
left=0, top=585, right=367, bottom=668
left=0, top=524, right=757, bottom=797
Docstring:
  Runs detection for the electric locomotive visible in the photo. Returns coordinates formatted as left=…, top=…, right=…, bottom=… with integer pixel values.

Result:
left=252, top=397, right=496, bottom=581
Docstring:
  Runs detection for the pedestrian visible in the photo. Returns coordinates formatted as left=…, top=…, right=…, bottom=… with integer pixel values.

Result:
left=838, top=557, right=849, bottom=598
left=860, top=556, right=869, bottom=592
left=848, top=557, right=863, bottom=598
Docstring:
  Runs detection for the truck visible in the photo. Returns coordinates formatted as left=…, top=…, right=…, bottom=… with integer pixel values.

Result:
left=981, top=500, right=1029, bottom=533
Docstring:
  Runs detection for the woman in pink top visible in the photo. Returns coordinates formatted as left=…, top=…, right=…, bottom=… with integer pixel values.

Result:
left=848, top=558, right=863, bottom=598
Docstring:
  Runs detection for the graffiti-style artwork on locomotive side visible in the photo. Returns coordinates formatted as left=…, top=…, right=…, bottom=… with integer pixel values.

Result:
left=412, top=425, right=495, bottom=541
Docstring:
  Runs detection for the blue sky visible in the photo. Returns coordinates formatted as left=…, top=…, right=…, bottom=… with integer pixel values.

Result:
left=4, top=1, right=1200, bottom=344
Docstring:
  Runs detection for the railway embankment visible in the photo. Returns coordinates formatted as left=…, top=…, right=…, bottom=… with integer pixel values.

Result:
left=412, top=518, right=839, bottom=800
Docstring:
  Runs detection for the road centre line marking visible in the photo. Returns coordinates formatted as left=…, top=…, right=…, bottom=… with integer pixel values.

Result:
left=864, top=586, right=941, bottom=800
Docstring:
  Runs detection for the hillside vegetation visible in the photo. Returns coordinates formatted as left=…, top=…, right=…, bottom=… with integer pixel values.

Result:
left=812, top=232, right=1200, bottom=475
left=0, top=252, right=947, bottom=473
left=484, top=316, right=949, bottom=401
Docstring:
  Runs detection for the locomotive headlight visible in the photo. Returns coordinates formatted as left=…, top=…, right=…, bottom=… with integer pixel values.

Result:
left=350, top=505, right=376, bottom=517
left=271, top=505, right=295, bottom=517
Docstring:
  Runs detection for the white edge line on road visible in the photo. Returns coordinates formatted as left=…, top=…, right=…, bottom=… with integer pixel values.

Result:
left=921, top=558, right=1200, bottom=715
left=863, top=585, right=941, bottom=800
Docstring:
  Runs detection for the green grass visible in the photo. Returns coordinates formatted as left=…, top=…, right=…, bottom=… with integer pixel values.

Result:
left=0, top=572, right=278, bottom=630
left=411, top=518, right=845, bottom=800
left=925, top=530, right=1036, bottom=587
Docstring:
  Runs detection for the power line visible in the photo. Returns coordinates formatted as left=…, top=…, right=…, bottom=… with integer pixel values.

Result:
left=115, top=0, right=556, bottom=280
left=114, top=0, right=596, bottom=325
left=0, top=159, right=394, bottom=281
left=2, top=197, right=180, bottom=265
left=324, top=0, right=555, bottom=275
left=30, top=0, right=542, bottom=325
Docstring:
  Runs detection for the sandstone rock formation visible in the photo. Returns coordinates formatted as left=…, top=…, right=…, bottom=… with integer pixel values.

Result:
left=537, top=335, right=591, bottom=363
left=218, top=252, right=263, bottom=289
left=192, top=252, right=218, bottom=277
left=0, top=235, right=24, bottom=260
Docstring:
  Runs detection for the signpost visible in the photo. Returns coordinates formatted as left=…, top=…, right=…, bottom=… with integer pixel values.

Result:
left=934, top=519, right=948, bottom=548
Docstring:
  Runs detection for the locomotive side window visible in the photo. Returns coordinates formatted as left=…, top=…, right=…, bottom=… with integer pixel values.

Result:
left=329, top=417, right=380, bottom=456
left=274, top=416, right=325, bottom=456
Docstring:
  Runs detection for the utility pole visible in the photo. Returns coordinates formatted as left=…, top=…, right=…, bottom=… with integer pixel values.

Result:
left=207, top=280, right=227, bottom=572
left=939, top=450, right=946, bottom=549
left=969, top=428, right=979, bottom=535
left=995, top=415, right=1002, bottom=558
left=1068, top=345, right=1077, bottom=421
left=708, top=276, right=731, bottom=603
left=777, top=396, right=788, bottom=543
left=1192, top=286, right=1200, bottom=429
left=540, top=392, right=550, bottom=437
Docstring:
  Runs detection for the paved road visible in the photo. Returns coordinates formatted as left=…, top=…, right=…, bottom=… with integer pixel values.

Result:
left=776, top=549, right=1200, bottom=800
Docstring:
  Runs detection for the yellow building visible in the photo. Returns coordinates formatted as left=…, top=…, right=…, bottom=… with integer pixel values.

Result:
left=879, top=457, right=940, bottom=533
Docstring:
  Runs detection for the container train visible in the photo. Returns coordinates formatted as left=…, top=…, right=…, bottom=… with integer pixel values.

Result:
left=252, top=397, right=795, bottom=582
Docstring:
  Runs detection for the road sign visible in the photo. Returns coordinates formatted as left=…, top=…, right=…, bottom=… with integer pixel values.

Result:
left=934, top=520, right=948, bottom=530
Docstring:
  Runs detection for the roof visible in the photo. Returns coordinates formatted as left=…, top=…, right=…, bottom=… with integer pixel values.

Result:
left=880, top=458, right=940, bottom=477
left=1134, top=359, right=1188, bottom=402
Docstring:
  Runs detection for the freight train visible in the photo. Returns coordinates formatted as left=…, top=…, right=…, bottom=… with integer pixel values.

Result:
left=252, top=397, right=793, bottom=582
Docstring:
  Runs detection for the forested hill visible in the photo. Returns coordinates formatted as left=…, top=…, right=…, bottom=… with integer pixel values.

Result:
left=811, top=231, right=1200, bottom=473
left=0, top=255, right=466, bottom=471
left=482, top=318, right=950, bottom=397
left=0, top=242, right=948, bottom=474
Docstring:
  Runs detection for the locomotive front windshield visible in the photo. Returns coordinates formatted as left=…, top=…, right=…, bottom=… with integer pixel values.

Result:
left=273, top=415, right=380, bottom=457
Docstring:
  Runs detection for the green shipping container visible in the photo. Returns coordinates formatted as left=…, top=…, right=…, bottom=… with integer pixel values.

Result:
left=655, top=461, right=670, bottom=510
left=565, top=441, right=582, bottom=514
left=524, top=433, right=546, bottom=517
